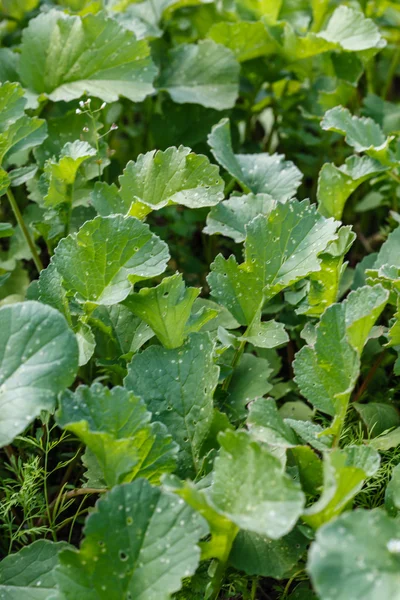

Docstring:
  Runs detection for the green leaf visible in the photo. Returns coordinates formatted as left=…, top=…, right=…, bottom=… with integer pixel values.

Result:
left=89, top=304, right=154, bottom=361
left=0, top=82, right=26, bottom=131
left=317, top=155, right=388, bottom=220
left=56, top=479, right=208, bottom=600
left=0, top=301, right=78, bottom=447
left=247, top=397, right=298, bottom=447
left=0, top=115, right=47, bottom=166
left=57, top=384, right=177, bottom=487
left=207, top=21, right=277, bottom=62
left=308, top=509, right=400, bottom=600
left=344, top=284, right=389, bottom=354
left=119, top=146, right=224, bottom=218
left=227, top=354, right=273, bottom=421
left=239, top=317, right=289, bottom=349
left=297, top=226, right=356, bottom=317
left=317, top=5, right=385, bottom=51
left=125, top=332, right=219, bottom=476
left=294, top=286, right=388, bottom=421
left=37, top=262, right=70, bottom=320
left=208, top=119, right=302, bottom=200
left=42, top=141, right=96, bottom=208
left=286, top=420, right=332, bottom=452
left=76, top=321, right=96, bottom=366
left=0, top=540, right=70, bottom=599
left=52, top=215, right=170, bottom=306
left=370, top=428, right=400, bottom=451
left=204, top=193, right=275, bottom=243
left=19, top=11, right=157, bottom=102
left=229, top=528, right=308, bottom=578
left=355, top=403, right=400, bottom=437
left=208, top=199, right=338, bottom=325
left=291, top=446, right=323, bottom=496
left=211, top=430, right=305, bottom=538
left=158, top=40, right=239, bottom=110
left=123, top=273, right=217, bottom=349
left=0, top=222, right=13, bottom=238
left=386, top=464, right=400, bottom=517
left=321, top=106, right=393, bottom=164
left=303, top=446, right=380, bottom=529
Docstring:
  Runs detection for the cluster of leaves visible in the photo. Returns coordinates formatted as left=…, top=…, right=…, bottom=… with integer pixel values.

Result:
left=2, top=0, right=400, bottom=599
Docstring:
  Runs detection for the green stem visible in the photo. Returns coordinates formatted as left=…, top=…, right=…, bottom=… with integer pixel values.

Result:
left=6, top=188, right=43, bottom=273
left=221, top=338, right=246, bottom=392
left=383, top=46, right=400, bottom=100
left=206, top=526, right=239, bottom=600
left=250, top=577, right=258, bottom=600
left=43, top=426, right=57, bottom=542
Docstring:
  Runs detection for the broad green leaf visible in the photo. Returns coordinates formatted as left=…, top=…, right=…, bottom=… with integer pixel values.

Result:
left=76, top=321, right=96, bottom=366
left=158, top=40, right=239, bottom=110
left=125, top=332, right=219, bottom=476
left=227, top=354, right=272, bottom=421
left=294, top=286, right=388, bottom=421
left=119, top=146, right=224, bottom=218
left=279, top=401, right=314, bottom=421
left=239, top=317, right=289, bottom=348
left=355, top=403, right=400, bottom=437
left=208, top=119, right=302, bottom=200
left=56, top=479, right=208, bottom=600
left=282, top=6, right=385, bottom=60
left=211, top=430, right=305, bottom=538
left=291, top=445, right=323, bottom=496
left=0, top=115, right=47, bottom=166
left=317, top=5, right=385, bottom=51
left=163, top=474, right=238, bottom=563
left=247, top=397, right=298, bottom=447
left=52, top=215, right=170, bottom=306
left=294, top=303, right=359, bottom=418
left=57, top=384, right=177, bottom=486
left=42, top=141, right=96, bottom=208
left=297, top=226, right=356, bottom=317
left=321, top=106, right=393, bottom=164
left=0, top=539, right=70, bottom=599
left=308, top=510, right=400, bottom=600
left=19, top=11, right=156, bottom=103
left=370, top=428, right=400, bottom=451
left=286, top=420, right=332, bottom=452
left=204, top=193, right=275, bottom=242
left=89, top=304, right=154, bottom=361
left=229, top=528, right=308, bottom=578
left=366, top=226, right=400, bottom=289
left=9, top=164, right=38, bottom=187
left=0, top=301, right=78, bottom=446
left=37, top=262, right=71, bottom=321
left=0, top=82, right=26, bottom=131
left=91, top=182, right=123, bottom=217
left=208, top=199, right=338, bottom=325
left=317, top=155, right=388, bottom=220
left=386, top=464, right=400, bottom=517
left=303, top=446, right=380, bottom=529
left=193, top=298, right=240, bottom=332
left=207, top=21, right=277, bottom=62
left=123, top=274, right=216, bottom=349
left=344, top=284, right=389, bottom=354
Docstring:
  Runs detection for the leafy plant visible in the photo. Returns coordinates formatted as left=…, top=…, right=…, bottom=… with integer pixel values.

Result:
left=1, top=1, right=400, bottom=599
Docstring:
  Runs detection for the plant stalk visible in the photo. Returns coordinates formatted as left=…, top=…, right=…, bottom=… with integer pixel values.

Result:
left=6, top=188, right=43, bottom=273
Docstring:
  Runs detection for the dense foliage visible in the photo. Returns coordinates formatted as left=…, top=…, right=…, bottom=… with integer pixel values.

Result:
left=1, top=0, right=400, bottom=598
